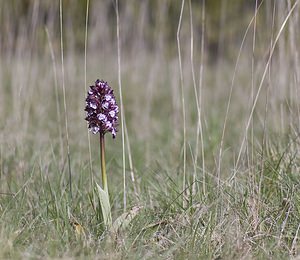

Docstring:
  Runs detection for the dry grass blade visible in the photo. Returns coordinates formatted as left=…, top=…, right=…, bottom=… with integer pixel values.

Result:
left=230, top=0, right=299, bottom=181
left=115, top=0, right=127, bottom=212
left=177, top=0, right=187, bottom=207
left=84, top=0, right=93, bottom=189
left=59, top=0, right=72, bottom=199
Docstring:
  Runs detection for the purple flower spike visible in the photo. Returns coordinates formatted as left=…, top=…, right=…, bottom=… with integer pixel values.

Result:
left=85, top=79, right=119, bottom=138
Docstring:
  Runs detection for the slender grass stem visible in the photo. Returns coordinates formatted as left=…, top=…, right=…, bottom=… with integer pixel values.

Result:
left=188, top=0, right=199, bottom=198
left=250, top=0, right=258, bottom=171
left=45, top=27, right=64, bottom=165
left=233, top=0, right=299, bottom=177
left=84, top=0, right=93, bottom=189
left=177, top=0, right=186, bottom=207
left=116, top=0, right=127, bottom=212
left=124, top=122, right=139, bottom=201
left=215, top=1, right=263, bottom=187
left=59, top=0, right=72, bottom=200
left=199, top=0, right=206, bottom=195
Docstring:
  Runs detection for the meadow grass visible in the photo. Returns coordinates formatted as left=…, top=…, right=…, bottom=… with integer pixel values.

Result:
left=1, top=1, right=300, bottom=259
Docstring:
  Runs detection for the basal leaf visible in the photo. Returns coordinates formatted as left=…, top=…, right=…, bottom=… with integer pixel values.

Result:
left=96, top=183, right=112, bottom=227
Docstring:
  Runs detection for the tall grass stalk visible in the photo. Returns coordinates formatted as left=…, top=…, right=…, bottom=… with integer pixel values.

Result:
left=287, top=0, right=300, bottom=128
left=250, top=0, right=258, bottom=169
left=84, top=0, right=93, bottom=189
left=258, top=0, right=276, bottom=231
left=59, top=0, right=72, bottom=199
left=125, top=122, right=139, bottom=202
left=248, top=0, right=259, bottom=232
left=188, top=0, right=200, bottom=198
left=232, top=0, right=299, bottom=181
left=218, top=1, right=263, bottom=188
left=115, top=0, right=127, bottom=211
left=45, top=27, right=64, bottom=165
left=177, top=0, right=186, bottom=206
left=198, top=0, right=206, bottom=195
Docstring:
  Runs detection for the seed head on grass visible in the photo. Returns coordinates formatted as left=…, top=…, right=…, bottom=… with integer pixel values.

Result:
left=85, top=79, right=119, bottom=138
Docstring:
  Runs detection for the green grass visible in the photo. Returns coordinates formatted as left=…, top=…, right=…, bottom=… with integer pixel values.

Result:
left=1, top=135, right=299, bottom=259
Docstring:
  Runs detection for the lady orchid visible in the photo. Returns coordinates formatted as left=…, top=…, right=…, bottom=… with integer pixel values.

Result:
left=85, top=79, right=119, bottom=227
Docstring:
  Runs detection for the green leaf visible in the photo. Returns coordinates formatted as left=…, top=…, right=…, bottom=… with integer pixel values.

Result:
left=96, top=183, right=112, bottom=227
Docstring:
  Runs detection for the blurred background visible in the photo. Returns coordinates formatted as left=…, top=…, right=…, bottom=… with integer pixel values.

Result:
left=0, top=1, right=258, bottom=59
left=0, top=0, right=299, bottom=182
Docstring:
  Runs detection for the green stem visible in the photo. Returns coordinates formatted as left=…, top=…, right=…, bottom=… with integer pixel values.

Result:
left=100, top=133, right=108, bottom=193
